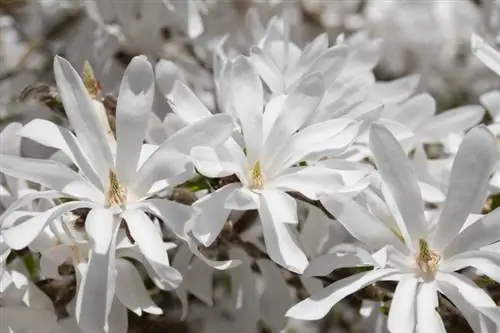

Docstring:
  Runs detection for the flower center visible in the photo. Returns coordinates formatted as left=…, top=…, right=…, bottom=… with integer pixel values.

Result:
left=106, top=170, right=127, bottom=207
left=415, top=238, right=440, bottom=277
left=250, top=160, right=264, bottom=189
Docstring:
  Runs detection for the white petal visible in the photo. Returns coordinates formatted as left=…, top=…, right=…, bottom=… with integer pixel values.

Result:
left=263, top=73, right=325, bottom=161
left=157, top=113, right=234, bottom=154
left=417, top=181, right=446, bottom=204
left=445, top=208, right=500, bottom=256
left=185, top=258, right=214, bottom=306
left=20, top=119, right=103, bottom=190
left=434, top=127, right=498, bottom=250
left=416, top=281, right=445, bottom=333
left=115, top=258, right=162, bottom=316
left=368, top=74, right=420, bottom=104
left=388, top=275, right=419, bottom=333
left=304, top=247, right=377, bottom=277
left=418, top=105, right=484, bottom=142
left=249, top=46, right=284, bottom=94
left=115, top=55, right=155, bottom=185
left=320, top=193, right=404, bottom=251
left=3, top=201, right=95, bottom=250
left=168, top=80, right=211, bottom=123
left=0, top=155, right=102, bottom=201
left=259, top=190, right=307, bottom=273
left=480, top=90, right=500, bottom=121
left=0, top=122, right=22, bottom=155
left=191, top=183, right=240, bottom=246
left=286, top=269, right=399, bottom=320
left=155, top=59, right=180, bottom=96
left=440, top=251, right=500, bottom=282
left=225, top=187, right=259, bottom=211
left=76, top=210, right=119, bottom=333
left=393, top=93, right=436, bottom=130
left=131, top=198, right=193, bottom=238
left=472, top=34, right=500, bottom=76
left=191, top=145, right=242, bottom=178
left=370, top=123, right=427, bottom=249
left=230, top=56, right=263, bottom=163
left=123, top=209, right=182, bottom=289
left=53, top=56, right=112, bottom=176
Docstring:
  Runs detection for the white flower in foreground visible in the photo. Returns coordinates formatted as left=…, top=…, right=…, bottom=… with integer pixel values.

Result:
left=188, top=56, right=364, bottom=273
left=0, top=55, right=233, bottom=332
left=287, top=124, right=500, bottom=333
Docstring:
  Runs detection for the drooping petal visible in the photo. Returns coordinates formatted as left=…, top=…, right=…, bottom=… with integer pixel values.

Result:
left=185, top=257, right=214, bottom=307
left=115, top=258, right=162, bottom=316
left=286, top=269, right=399, bottom=320
left=415, top=281, right=445, bottom=333
left=225, top=187, right=259, bottom=211
left=434, top=126, right=498, bottom=250
left=76, top=208, right=119, bottom=333
left=304, top=246, right=378, bottom=277
left=53, top=56, right=112, bottom=176
left=320, top=193, right=405, bottom=251
left=190, top=183, right=240, bottom=246
left=115, top=55, right=155, bottom=185
left=129, top=198, right=193, bottom=238
left=259, top=190, right=308, bottom=273
left=122, top=209, right=182, bottom=290
left=388, top=275, right=419, bottom=333
left=369, top=123, right=427, bottom=250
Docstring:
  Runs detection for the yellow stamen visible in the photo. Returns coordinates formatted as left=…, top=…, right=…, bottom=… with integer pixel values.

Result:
left=416, top=238, right=440, bottom=276
left=106, top=170, right=127, bottom=207
left=250, top=160, right=264, bottom=189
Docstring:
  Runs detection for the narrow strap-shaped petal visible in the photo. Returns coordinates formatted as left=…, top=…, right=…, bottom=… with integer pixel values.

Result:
left=304, top=246, right=377, bottom=277
left=20, top=119, right=103, bottom=190
left=3, top=201, right=95, bottom=250
left=440, top=251, right=500, bottom=283
left=286, top=269, right=399, bottom=320
left=472, top=34, right=500, bottom=76
left=416, top=281, right=445, bottom=333
left=249, top=46, right=284, bottom=94
left=434, top=126, right=498, bottom=250
left=321, top=193, right=405, bottom=251
left=259, top=190, right=307, bottom=273
left=388, top=275, right=419, bottom=333
left=115, top=55, right=155, bottom=186
left=168, top=81, right=212, bottom=123
left=115, top=258, right=162, bottom=316
left=53, top=56, right=113, bottom=177
left=370, top=123, right=427, bottom=250
left=122, top=209, right=182, bottom=290
left=0, top=122, right=22, bottom=155
left=76, top=208, right=119, bottom=333
left=230, top=56, right=264, bottom=164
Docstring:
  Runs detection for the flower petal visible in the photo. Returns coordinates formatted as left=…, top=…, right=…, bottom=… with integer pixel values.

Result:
left=191, top=183, right=240, bottom=246
left=225, top=187, right=259, bottom=211
left=441, top=251, right=500, bottom=282
left=168, top=81, right=212, bottom=123
left=472, top=34, right=500, bottom=77
left=434, top=126, right=498, bottom=250
left=416, top=281, right=445, bottom=333
left=388, top=275, right=419, bottom=333
left=320, top=193, right=404, bottom=251
left=53, top=56, right=112, bottom=176
left=286, top=269, right=399, bottom=320
left=115, top=258, right=162, bottom=316
left=115, top=55, right=155, bottom=185
left=259, top=190, right=307, bottom=273
left=123, top=209, right=182, bottom=289
left=369, top=123, right=427, bottom=250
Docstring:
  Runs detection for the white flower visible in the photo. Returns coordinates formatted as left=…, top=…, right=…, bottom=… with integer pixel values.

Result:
left=472, top=33, right=500, bottom=77
left=186, top=56, right=365, bottom=273
left=0, top=55, right=233, bottom=332
left=287, top=124, right=500, bottom=333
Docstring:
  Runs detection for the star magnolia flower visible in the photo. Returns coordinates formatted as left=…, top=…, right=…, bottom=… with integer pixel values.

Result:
left=0, top=55, right=234, bottom=332
left=287, top=124, right=500, bottom=332
left=186, top=55, right=365, bottom=273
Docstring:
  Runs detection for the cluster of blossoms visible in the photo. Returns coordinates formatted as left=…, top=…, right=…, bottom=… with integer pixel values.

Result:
left=1, top=4, right=500, bottom=333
